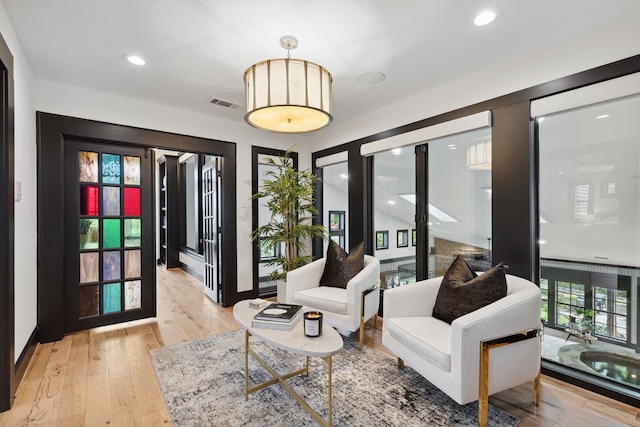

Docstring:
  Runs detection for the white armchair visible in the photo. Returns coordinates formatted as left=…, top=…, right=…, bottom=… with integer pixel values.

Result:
left=382, top=274, right=541, bottom=426
left=285, top=255, right=381, bottom=350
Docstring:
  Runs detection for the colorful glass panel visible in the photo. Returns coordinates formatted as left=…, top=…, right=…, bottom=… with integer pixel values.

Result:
left=103, top=251, right=121, bottom=281
left=80, top=185, right=99, bottom=216
left=102, top=186, right=120, bottom=216
left=123, top=187, right=141, bottom=216
left=124, top=156, right=141, bottom=185
left=125, top=280, right=142, bottom=310
left=103, top=283, right=122, bottom=314
left=103, top=219, right=121, bottom=248
left=124, top=219, right=141, bottom=247
left=79, top=252, right=99, bottom=283
left=80, top=219, right=99, bottom=249
left=79, top=285, right=99, bottom=317
left=124, top=249, right=141, bottom=279
left=102, top=153, right=121, bottom=184
left=78, top=151, right=98, bottom=183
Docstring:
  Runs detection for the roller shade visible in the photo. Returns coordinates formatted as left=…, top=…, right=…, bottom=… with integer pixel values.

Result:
left=531, top=72, right=640, bottom=118
left=360, top=111, right=491, bottom=157
left=315, top=151, right=348, bottom=168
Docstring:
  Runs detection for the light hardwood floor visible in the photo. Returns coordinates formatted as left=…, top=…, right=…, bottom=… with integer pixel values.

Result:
left=1, top=267, right=639, bottom=426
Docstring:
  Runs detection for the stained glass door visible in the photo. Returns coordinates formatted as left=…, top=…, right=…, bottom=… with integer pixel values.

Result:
left=64, top=141, right=155, bottom=332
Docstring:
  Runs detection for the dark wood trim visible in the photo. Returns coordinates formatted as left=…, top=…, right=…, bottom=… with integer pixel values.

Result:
left=491, top=101, right=535, bottom=280
left=37, top=113, right=238, bottom=343
left=13, top=327, right=38, bottom=390
left=415, top=144, right=428, bottom=281
left=312, top=166, right=323, bottom=259
left=0, top=30, right=15, bottom=412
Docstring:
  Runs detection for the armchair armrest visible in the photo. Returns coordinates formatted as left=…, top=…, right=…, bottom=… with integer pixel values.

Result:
left=284, top=258, right=326, bottom=303
left=450, top=276, right=542, bottom=385
left=346, top=255, right=381, bottom=318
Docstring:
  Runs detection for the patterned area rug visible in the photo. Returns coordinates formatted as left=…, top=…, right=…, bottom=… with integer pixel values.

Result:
left=149, top=329, right=519, bottom=426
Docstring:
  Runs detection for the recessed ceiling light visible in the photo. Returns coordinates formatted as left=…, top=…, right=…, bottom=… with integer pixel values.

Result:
left=474, top=9, right=498, bottom=26
left=448, top=144, right=457, bottom=150
left=123, top=54, right=147, bottom=66
left=388, top=200, right=395, bottom=205
left=391, top=148, right=402, bottom=156
left=596, top=114, right=610, bottom=119
left=356, top=71, right=385, bottom=86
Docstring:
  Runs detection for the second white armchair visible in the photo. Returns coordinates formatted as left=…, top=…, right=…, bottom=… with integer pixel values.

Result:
left=285, top=254, right=381, bottom=350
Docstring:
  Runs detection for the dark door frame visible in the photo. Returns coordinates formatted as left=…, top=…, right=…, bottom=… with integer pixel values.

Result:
left=0, top=29, right=15, bottom=412
left=37, top=113, right=238, bottom=343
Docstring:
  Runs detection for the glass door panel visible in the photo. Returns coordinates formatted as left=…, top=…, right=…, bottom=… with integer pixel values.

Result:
left=538, top=92, right=640, bottom=392
left=427, top=128, right=492, bottom=277
left=373, top=146, right=416, bottom=289
left=321, top=161, right=348, bottom=253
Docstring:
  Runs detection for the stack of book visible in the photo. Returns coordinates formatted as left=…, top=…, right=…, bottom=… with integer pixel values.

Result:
left=252, top=303, right=303, bottom=331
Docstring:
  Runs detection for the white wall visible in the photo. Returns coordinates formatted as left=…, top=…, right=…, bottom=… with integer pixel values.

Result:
left=308, top=13, right=640, bottom=150
left=0, top=2, right=37, bottom=362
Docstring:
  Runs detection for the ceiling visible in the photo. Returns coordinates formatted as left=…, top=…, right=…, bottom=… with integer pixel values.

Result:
left=3, top=0, right=640, bottom=129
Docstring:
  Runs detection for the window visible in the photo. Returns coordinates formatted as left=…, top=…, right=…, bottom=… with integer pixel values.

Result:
left=179, top=154, right=202, bottom=253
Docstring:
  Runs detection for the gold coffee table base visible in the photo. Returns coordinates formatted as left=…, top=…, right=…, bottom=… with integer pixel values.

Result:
left=243, top=330, right=334, bottom=427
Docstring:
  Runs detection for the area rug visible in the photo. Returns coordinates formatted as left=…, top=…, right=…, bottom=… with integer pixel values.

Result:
left=149, top=329, right=519, bottom=426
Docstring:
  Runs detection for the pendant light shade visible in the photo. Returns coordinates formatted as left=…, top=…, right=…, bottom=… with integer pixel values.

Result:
left=244, top=37, right=333, bottom=134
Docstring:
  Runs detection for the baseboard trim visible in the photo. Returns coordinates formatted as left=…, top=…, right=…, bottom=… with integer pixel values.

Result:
left=14, top=326, right=39, bottom=393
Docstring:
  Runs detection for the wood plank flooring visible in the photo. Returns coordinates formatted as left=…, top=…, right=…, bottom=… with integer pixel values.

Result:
left=1, top=267, right=639, bottom=426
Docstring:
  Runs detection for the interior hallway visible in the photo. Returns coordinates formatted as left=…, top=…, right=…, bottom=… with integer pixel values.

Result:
left=0, top=267, right=638, bottom=426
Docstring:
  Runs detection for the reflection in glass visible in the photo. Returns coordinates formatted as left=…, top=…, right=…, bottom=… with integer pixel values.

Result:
left=103, top=219, right=121, bottom=248
left=80, top=219, right=99, bottom=249
left=373, top=146, right=416, bottom=282
left=125, top=280, right=142, bottom=310
left=79, top=285, right=99, bottom=317
left=322, top=161, right=349, bottom=253
left=103, top=251, right=121, bottom=281
left=78, top=151, right=98, bottom=183
left=103, top=282, right=121, bottom=314
left=124, top=249, right=141, bottom=278
left=102, top=153, right=121, bottom=184
left=538, top=91, right=640, bottom=391
left=123, top=187, right=141, bottom=216
left=124, top=219, right=141, bottom=247
left=428, top=128, right=492, bottom=277
left=103, top=186, right=120, bottom=216
left=123, top=156, right=141, bottom=185
left=79, top=252, right=99, bottom=283
left=80, top=185, right=99, bottom=216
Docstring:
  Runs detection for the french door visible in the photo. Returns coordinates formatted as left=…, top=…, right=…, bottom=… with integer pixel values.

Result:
left=202, top=158, right=221, bottom=303
left=64, top=140, right=156, bottom=332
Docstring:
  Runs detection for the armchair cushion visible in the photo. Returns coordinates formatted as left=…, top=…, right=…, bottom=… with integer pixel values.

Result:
left=320, top=241, right=364, bottom=288
left=432, top=256, right=507, bottom=324
left=386, top=316, right=452, bottom=371
left=293, top=286, right=347, bottom=315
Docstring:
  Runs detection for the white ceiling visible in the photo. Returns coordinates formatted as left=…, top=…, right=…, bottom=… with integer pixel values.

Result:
left=3, top=0, right=640, bottom=128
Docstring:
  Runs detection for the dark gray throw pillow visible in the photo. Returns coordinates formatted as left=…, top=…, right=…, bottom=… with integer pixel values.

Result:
left=432, top=255, right=507, bottom=324
left=320, top=241, right=365, bottom=289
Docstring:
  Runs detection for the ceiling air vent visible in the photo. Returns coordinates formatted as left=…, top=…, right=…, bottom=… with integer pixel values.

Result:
left=209, top=98, right=240, bottom=109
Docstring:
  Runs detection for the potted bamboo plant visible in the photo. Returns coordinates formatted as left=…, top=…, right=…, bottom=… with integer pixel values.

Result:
left=251, top=148, right=327, bottom=283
